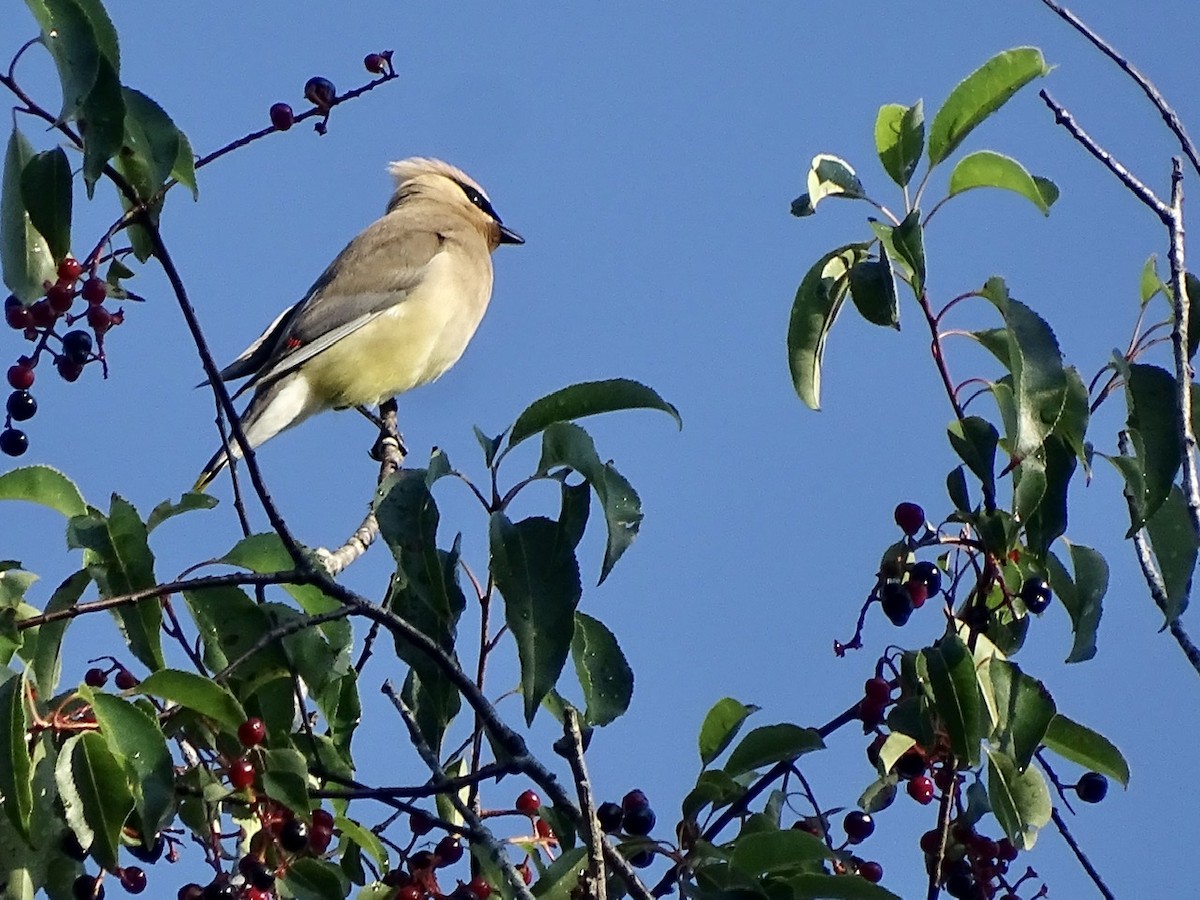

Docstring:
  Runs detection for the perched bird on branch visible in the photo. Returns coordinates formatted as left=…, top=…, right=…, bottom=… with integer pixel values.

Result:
left=195, top=157, right=523, bottom=490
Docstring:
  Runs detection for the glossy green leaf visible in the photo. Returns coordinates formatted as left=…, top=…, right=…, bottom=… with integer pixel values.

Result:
left=1123, top=363, right=1181, bottom=527
left=538, top=422, right=642, bottom=582
left=981, top=659, right=1055, bottom=771
left=981, top=277, right=1067, bottom=461
left=557, top=480, right=590, bottom=550
left=946, top=465, right=971, bottom=513
left=80, top=56, right=124, bottom=196
left=875, top=100, right=924, bottom=187
left=1041, top=714, right=1129, bottom=786
left=2, top=127, right=57, bottom=302
left=262, top=748, right=310, bottom=817
left=847, top=258, right=899, bottom=329
left=947, top=151, right=1057, bottom=215
left=1046, top=541, right=1108, bottom=663
left=0, top=465, right=87, bottom=518
left=0, top=676, right=32, bottom=840
left=928, top=47, right=1051, bottom=166
left=66, top=495, right=163, bottom=670
left=1140, top=255, right=1164, bottom=305
left=1055, top=366, right=1090, bottom=467
left=985, top=746, right=1050, bottom=851
left=792, top=154, right=866, bottom=217
left=119, top=88, right=182, bottom=200
left=508, top=379, right=680, bottom=448
left=571, top=612, right=632, bottom=726
left=729, top=829, right=829, bottom=876
left=56, top=732, right=134, bottom=870
left=925, top=634, right=984, bottom=767
left=220, top=532, right=338, bottom=614
left=490, top=514, right=581, bottom=724
left=183, top=585, right=281, bottom=676
left=30, top=568, right=89, bottom=696
left=172, top=128, right=199, bottom=199
left=146, top=491, right=218, bottom=531
left=788, top=874, right=902, bottom=899
left=724, top=724, right=824, bottom=777
left=699, top=697, right=761, bottom=768
left=947, top=416, right=998, bottom=507
left=137, top=668, right=245, bottom=731
left=530, top=847, right=587, bottom=900
left=88, top=692, right=174, bottom=835
left=19, top=148, right=72, bottom=263
left=24, top=0, right=103, bottom=120
left=681, top=769, right=745, bottom=820
left=787, top=243, right=870, bottom=409
left=376, top=470, right=466, bottom=750
left=1021, top=436, right=1075, bottom=560
left=1145, top=485, right=1196, bottom=622
left=858, top=775, right=898, bottom=814
left=282, top=856, right=352, bottom=900
left=891, top=210, right=925, bottom=297
left=336, top=815, right=390, bottom=871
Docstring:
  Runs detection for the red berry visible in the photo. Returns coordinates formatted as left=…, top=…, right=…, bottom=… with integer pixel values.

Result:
left=304, top=76, right=336, bottom=107
left=515, top=789, right=541, bottom=815
left=467, top=876, right=492, bottom=900
left=908, top=775, right=935, bottom=805
left=919, top=829, right=941, bottom=855
left=245, top=889, right=269, bottom=900
left=47, top=282, right=73, bottom=313
left=58, top=258, right=84, bottom=282
left=864, top=677, right=890, bottom=706
left=517, top=863, right=533, bottom=884
left=312, top=808, right=334, bottom=831
left=114, top=668, right=138, bottom=690
left=409, top=809, right=433, bottom=835
left=858, top=860, right=883, bottom=883
left=5, top=296, right=31, bottom=330
left=56, top=357, right=83, bottom=383
left=238, top=717, right=266, bottom=747
left=905, top=579, right=928, bottom=609
left=843, top=810, right=874, bottom=844
left=309, top=820, right=333, bottom=854
left=535, top=818, right=555, bottom=841
left=30, top=299, right=55, bottom=327
left=84, top=667, right=107, bottom=687
left=858, top=698, right=885, bottom=727
left=364, top=53, right=385, bottom=73
left=894, top=501, right=925, bottom=536
left=119, top=866, right=147, bottom=894
left=228, top=757, right=255, bottom=790
left=398, top=885, right=423, bottom=900
left=435, top=835, right=463, bottom=865
left=269, top=102, right=295, bottom=131
left=86, top=306, right=112, bottom=332
left=81, top=278, right=106, bottom=305
left=7, top=363, right=34, bottom=390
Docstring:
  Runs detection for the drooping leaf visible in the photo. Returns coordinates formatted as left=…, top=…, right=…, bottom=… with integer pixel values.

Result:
left=0, top=465, right=87, bottom=518
left=30, top=568, right=90, bottom=696
left=0, top=675, right=32, bottom=840
left=980, top=658, right=1055, bottom=771
left=1140, top=255, right=1164, bottom=305
left=136, top=668, right=246, bottom=732
left=88, top=692, right=174, bottom=835
left=787, top=243, right=870, bottom=409
left=699, top=697, right=761, bottom=768
left=119, top=88, right=182, bottom=200
left=261, top=748, right=311, bottom=817
left=538, top=422, right=642, bottom=583
left=508, top=379, right=680, bottom=448
left=980, top=277, right=1068, bottom=461
left=947, top=151, right=1057, bottom=215
left=946, top=465, right=971, bottom=513
left=1046, top=542, right=1108, bottom=663
left=724, top=724, right=824, bottom=777
left=985, top=746, right=1050, bottom=851
left=80, top=56, right=125, bottom=196
left=928, top=47, right=1051, bottom=166
left=19, top=148, right=72, bottom=261
left=557, top=480, right=590, bottom=550
left=146, top=491, right=217, bottom=531
left=281, top=857, right=351, bottom=900
left=1145, top=485, right=1197, bottom=622
left=1021, top=435, right=1075, bottom=560
left=875, top=100, right=925, bottom=188
left=570, top=612, right=632, bottom=726
left=847, top=257, right=899, bottom=329
left=947, top=416, right=998, bottom=508
left=55, top=732, right=134, bottom=870
left=791, top=154, right=866, bottom=216
left=24, top=0, right=103, bottom=121
left=891, top=210, right=925, bottom=297
left=2, top=127, right=57, bottom=301
left=490, top=514, right=581, bottom=724
left=1123, top=363, right=1182, bottom=527
left=220, top=532, right=338, bottom=614
left=925, top=634, right=985, bottom=767
left=1041, top=714, right=1129, bottom=786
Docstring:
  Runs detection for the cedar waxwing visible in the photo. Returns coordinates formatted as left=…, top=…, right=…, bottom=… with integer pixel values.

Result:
left=194, top=157, right=522, bottom=490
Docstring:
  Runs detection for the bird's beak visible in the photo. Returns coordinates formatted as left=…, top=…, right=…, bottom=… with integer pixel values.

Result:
left=497, top=223, right=524, bottom=245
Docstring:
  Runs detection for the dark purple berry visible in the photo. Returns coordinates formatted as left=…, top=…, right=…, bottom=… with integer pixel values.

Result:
left=72, top=874, right=104, bottom=899
left=843, top=810, right=874, bottom=844
left=279, top=818, right=309, bottom=853
left=623, top=806, right=656, bottom=836
left=1076, top=772, right=1108, bottom=803
left=910, top=561, right=942, bottom=595
left=7, top=390, right=36, bottom=421
left=0, top=428, right=28, bottom=457
left=62, top=330, right=93, bottom=364
left=894, top=502, right=925, bottom=535
left=597, top=801, right=624, bottom=833
left=880, top=582, right=913, bottom=626
left=304, top=76, right=336, bottom=107
left=1020, top=577, right=1052, bottom=614
left=622, top=789, right=650, bottom=813
left=83, top=667, right=107, bottom=688
left=364, top=53, right=385, bottom=73
left=269, top=102, right=295, bottom=131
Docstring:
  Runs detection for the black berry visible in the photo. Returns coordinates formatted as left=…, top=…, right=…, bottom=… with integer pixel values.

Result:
left=119, top=866, right=147, bottom=894
left=409, top=809, right=433, bottom=835
left=1, top=428, right=28, bottom=456
left=128, top=834, right=164, bottom=863
left=843, top=810, right=874, bottom=844
left=597, top=801, right=624, bottom=833
left=7, top=390, right=36, bottom=421
left=62, top=330, right=93, bottom=364
left=304, top=76, right=336, bottom=107
left=858, top=860, right=883, bottom=883
left=628, top=849, right=654, bottom=868
left=364, top=53, right=385, bottom=73
left=910, top=561, right=942, bottom=595
left=1076, top=772, right=1108, bottom=803
left=83, top=667, right=107, bottom=687
left=62, top=830, right=88, bottom=860
left=1020, top=577, right=1052, bottom=614
left=435, top=836, right=463, bottom=865
left=894, top=502, right=925, bottom=535
left=623, top=806, right=656, bottom=836
left=72, top=874, right=104, bottom=899
left=880, top=582, right=913, bottom=626
left=279, top=818, right=309, bottom=853
left=622, top=789, right=650, bottom=813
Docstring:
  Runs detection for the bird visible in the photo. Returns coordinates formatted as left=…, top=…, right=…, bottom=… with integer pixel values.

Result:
left=194, top=157, right=523, bottom=491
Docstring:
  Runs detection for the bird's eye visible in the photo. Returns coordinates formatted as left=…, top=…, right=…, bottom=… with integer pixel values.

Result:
left=455, top=179, right=500, bottom=221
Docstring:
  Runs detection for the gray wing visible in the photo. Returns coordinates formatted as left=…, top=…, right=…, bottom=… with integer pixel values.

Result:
left=233, top=217, right=444, bottom=392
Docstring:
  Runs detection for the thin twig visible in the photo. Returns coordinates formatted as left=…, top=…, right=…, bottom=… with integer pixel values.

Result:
left=313, top=762, right=518, bottom=801
left=925, top=764, right=958, bottom=900
left=1050, top=808, right=1116, bottom=900
left=1038, top=0, right=1200, bottom=177
left=563, top=707, right=607, bottom=900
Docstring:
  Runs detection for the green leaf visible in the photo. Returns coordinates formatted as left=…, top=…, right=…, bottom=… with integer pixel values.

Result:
left=56, top=732, right=134, bottom=870
left=925, top=634, right=985, bottom=767
left=0, top=465, right=87, bottom=517
left=1186, top=272, right=1200, bottom=361
left=262, top=748, right=311, bottom=817
left=681, top=769, right=746, bottom=820
left=336, top=815, right=390, bottom=871
left=490, top=514, right=581, bottom=724
left=787, top=243, right=870, bottom=409
left=985, top=746, right=1050, bottom=851
left=136, top=669, right=246, bottom=731
left=88, top=692, right=174, bottom=835
left=981, top=659, right=1055, bottom=771
left=875, top=100, right=924, bottom=188
left=24, top=0, right=103, bottom=121
left=792, top=154, right=866, bottom=216
left=30, top=568, right=89, bottom=696
left=80, top=56, right=125, bottom=196
left=1140, top=255, right=1164, bottom=305
left=980, top=277, right=1068, bottom=461
left=724, top=724, right=824, bottom=777
left=891, top=210, right=925, bottom=297
left=1041, top=714, right=1129, bottom=786
left=172, top=128, right=198, bottom=199
left=474, top=425, right=505, bottom=468
left=1046, top=542, right=1108, bottom=663
left=699, top=697, right=761, bottom=768
left=508, top=379, right=680, bottom=448
left=538, top=422, right=642, bottom=582
left=729, top=829, right=830, bottom=876
left=2, top=126, right=57, bottom=302
left=66, top=495, right=163, bottom=670
left=0, top=675, right=32, bottom=840
left=1145, top=485, right=1196, bottom=622
left=557, top=480, right=590, bottom=550
left=119, top=88, right=182, bottom=200
left=1123, top=364, right=1182, bottom=527
left=946, top=465, right=971, bottom=513
left=282, top=856, right=352, bottom=900
left=788, top=874, right=902, bottom=899
left=947, top=151, right=1057, bottom=215
left=530, top=847, right=587, bottom=900
left=220, top=532, right=338, bottom=614
left=927, top=47, right=1051, bottom=166
left=19, top=149, right=73, bottom=267
left=1021, top=436, right=1075, bottom=560
left=570, top=612, right=632, bottom=726
left=146, top=491, right=218, bottom=531
left=947, top=416, right=998, bottom=507
left=847, top=258, right=899, bottom=329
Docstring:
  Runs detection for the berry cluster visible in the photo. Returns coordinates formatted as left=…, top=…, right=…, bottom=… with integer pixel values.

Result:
left=267, top=52, right=395, bottom=136
left=920, top=821, right=1038, bottom=899
left=83, top=659, right=139, bottom=691
left=3, top=258, right=123, bottom=457
left=590, top=789, right=657, bottom=867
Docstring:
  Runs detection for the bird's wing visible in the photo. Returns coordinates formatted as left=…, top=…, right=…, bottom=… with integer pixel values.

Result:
left=206, top=301, right=304, bottom=385
left=238, top=219, right=444, bottom=391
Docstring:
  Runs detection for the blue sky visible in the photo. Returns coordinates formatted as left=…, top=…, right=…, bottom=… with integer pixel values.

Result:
left=3, top=1, right=1199, bottom=897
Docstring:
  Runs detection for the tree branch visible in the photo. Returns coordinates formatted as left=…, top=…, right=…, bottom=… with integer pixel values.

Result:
left=563, top=707, right=607, bottom=900
left=1050, top=807, right=1115, bottom=900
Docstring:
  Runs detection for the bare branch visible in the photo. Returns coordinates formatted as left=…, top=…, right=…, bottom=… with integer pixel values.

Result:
left=563, top=707, right=607, bottom=900
left=1050, top=808, right=1116, bottom=900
